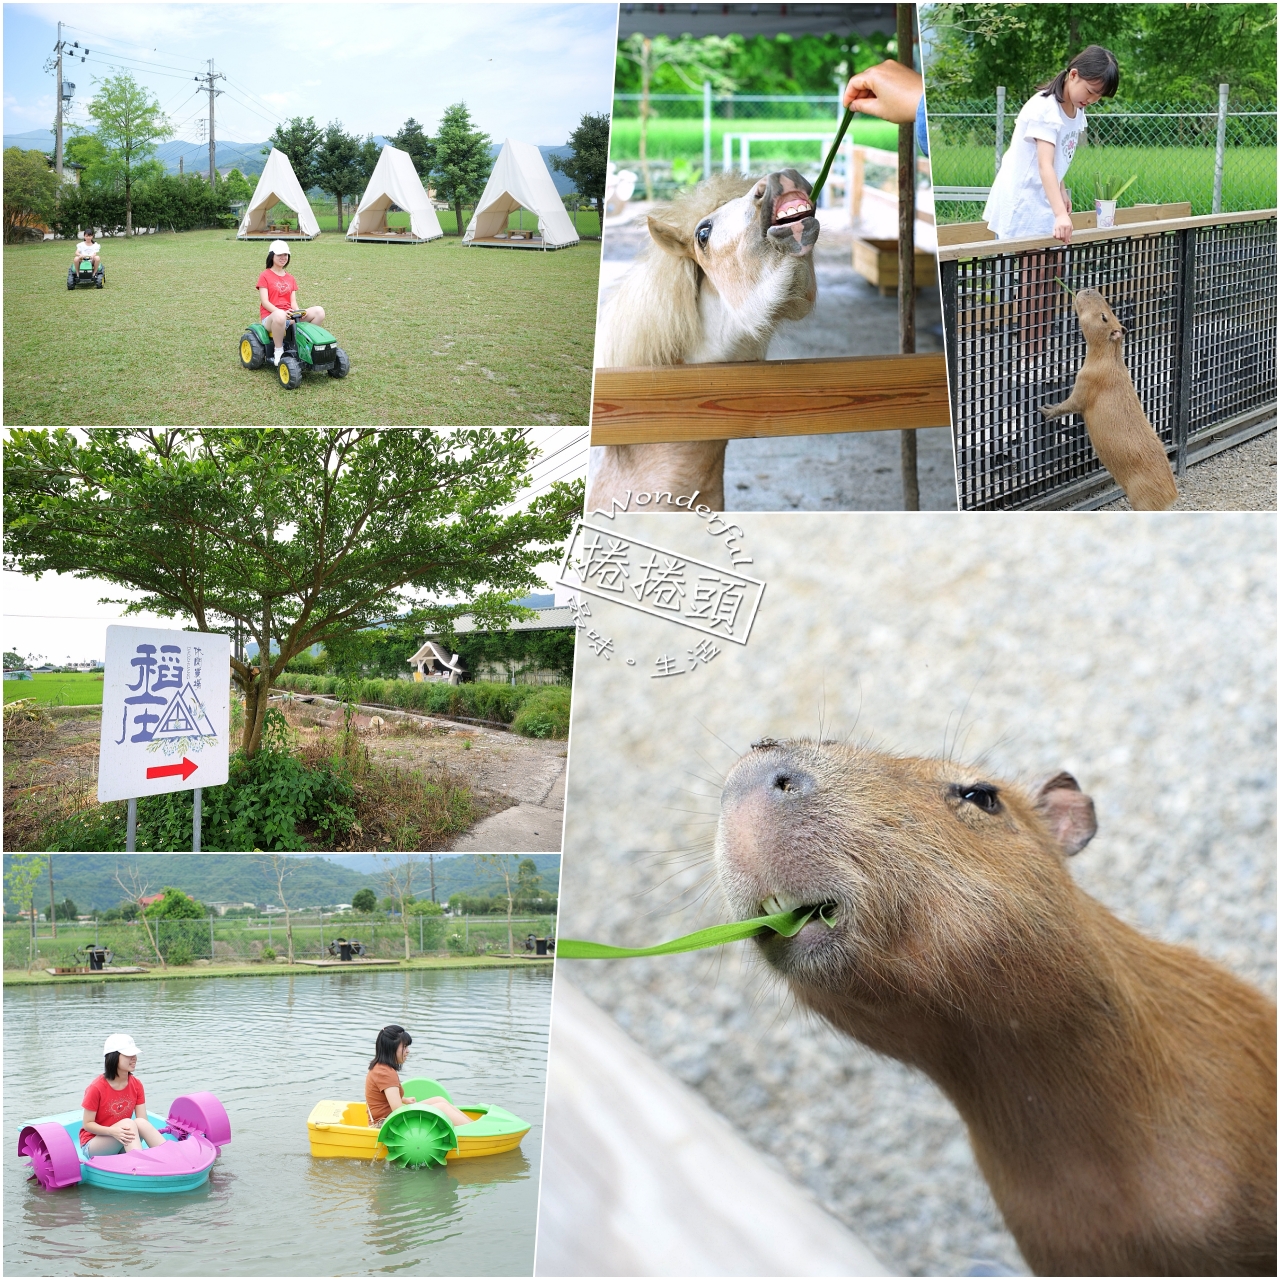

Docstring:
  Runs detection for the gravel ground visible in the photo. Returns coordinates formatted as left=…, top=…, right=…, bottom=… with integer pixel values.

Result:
left=598, top=205, right=955, bottom=511
left=1097, top=426, right=1277, bottom=511
left=555, top=513, right=1276, bottom=1277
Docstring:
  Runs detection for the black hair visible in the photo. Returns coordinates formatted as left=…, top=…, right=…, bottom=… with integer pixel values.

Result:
left=369, top=1024, right=412, bottom=1070
left=104, top=1050, right=122, bottom=1082
left=1039, top=45, right=1119, bottom=102
left=265, top=249, right=290, bottom=268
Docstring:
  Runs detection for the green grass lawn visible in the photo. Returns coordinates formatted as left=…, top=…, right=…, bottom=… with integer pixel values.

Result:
left=4, top=672, right=104, bottom=706
left=931, top=144, right=1277, bottom=221
left=4, top=229, right=600, bottom=425
left=610, top=114, right=899, bottom=164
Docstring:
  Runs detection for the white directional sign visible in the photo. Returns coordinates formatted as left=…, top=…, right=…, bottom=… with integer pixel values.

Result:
left=98, top=625, right=230, bottom=804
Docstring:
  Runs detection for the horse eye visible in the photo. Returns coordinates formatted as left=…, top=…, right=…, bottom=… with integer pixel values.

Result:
left=696, top=221, right=712, bottom=246
left=951, top=783, right=1001, bottom=813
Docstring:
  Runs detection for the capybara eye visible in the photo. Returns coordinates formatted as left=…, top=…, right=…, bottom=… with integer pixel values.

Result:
left=696, top=220, right=712, bottom=247
left=951, top=783, right=1001, bottom=812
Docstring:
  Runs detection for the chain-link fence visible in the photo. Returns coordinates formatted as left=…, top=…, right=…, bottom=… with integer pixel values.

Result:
left=4, top=914, right=558, bottom=970
left=941, top=214, right=1277, bottom=510
left=928, top=92, right=1277, bottom=222
left=612, top=91, right=900, bottom=200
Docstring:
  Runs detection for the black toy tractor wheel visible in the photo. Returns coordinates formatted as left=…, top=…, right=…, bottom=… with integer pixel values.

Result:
left=328, top=347, right=350, bottom=379
left=240, top=331, right=267, bottom=370
left=278, top=356, right=303, bottom=389
left=95, top=270, right=104, bottom=289
left=67, top=267, right=76, bottom=291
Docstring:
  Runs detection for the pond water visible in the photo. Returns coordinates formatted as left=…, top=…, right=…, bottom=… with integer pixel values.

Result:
left=4, top=967, right=551, bottom=1276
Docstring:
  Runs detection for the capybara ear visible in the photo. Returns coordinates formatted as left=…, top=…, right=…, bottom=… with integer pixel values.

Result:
left=1034, top=772, right=1098, bottom=856
left=647, top=217, right=692, bottom=259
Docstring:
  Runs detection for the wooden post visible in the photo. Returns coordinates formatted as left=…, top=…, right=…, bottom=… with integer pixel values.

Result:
left=897, top=2, right=920, bottom=511
left=48, top=856, right=57, bottom=939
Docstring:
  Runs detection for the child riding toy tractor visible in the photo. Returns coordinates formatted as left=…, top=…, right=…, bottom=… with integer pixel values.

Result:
left=238, top=311, right=350, bottom=389
left=67, top=259, right=104, bottom=290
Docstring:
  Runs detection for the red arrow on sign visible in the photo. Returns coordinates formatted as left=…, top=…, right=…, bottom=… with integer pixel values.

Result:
left=146, top=757, right=198, bottom=781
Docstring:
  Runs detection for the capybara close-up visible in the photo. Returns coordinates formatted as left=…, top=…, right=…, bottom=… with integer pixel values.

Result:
left=716, top=739, right=1276, bottom=1277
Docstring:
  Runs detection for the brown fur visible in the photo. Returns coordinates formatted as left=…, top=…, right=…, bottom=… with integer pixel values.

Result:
left=715, top=740, right=1276, bottom=1276
left=1041, top=288, right=1179, bottom=511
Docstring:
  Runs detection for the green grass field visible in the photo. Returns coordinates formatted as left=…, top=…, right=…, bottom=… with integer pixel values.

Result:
left=931, top=144, right=1277, bottom=221
left=609, top=115, right=899, bottom=164
left=4, top=229, right=600, bottom=425
left=3, top=672, right=104, bottom=706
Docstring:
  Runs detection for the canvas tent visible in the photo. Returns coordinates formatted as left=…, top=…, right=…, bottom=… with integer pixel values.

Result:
left=237, top=148, right=321, bottom=240
left=463, top=139, right=580, bottom=250
left=347, top=145, right=443, bottom=243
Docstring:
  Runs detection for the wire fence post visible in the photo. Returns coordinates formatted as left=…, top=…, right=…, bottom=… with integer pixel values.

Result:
left=126, top=797, right=137, bottom=852
left=1174, top=227, right=1197, bottom=476
left=703, top=80, right=712, bottom=180
left=994, top=86, right=1006, bottom=176
left=209, top=914, right=214, bottom=959
left=1213, top=84, right=1229, bottom=214
left=419, top=914, right=424, bottom=953
left=465, top=916, right=469, bottom=948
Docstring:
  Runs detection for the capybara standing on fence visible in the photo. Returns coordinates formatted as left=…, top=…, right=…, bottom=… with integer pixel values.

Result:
left=1040, top=286, right=1179, bottom=509
left=716, top=739, right=1276, bottom=1276
left=587, top=170, right=819, bottom=513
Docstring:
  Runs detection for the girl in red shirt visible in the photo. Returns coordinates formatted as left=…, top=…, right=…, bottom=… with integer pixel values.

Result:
left=256, top=239, right=327, bottom=367
left=81, top=1032, right=165, bottom=1156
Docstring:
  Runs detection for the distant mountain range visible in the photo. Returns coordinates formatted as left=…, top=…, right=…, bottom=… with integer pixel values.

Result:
left=3, top=853, right=560, bottom=912
left=3, top=130, right=578, bottom=195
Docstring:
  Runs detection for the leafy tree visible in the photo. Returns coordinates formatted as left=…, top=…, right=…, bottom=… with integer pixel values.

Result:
left=85, top=72, right=172, bottom=236
left=433, top=102, right=492, bottom=236
left=3, top=429, right=582, bottom=758
left=407, top=898, right=443, bottom=916
left=314, top=121, right=368, bottom=231
left=45, top=897, right=79, bottom=921
left=392, top=117, right=436, bottom=182
left=223, top=167, right=255, bottom=203
left=550, top=113, right=610, bottom=213
left=351, top=887, right=377, bottom=913
left=266, top=116, right=322, bottom=191
left=4, top=855, right=45, bottom=969
left=477, top=854, right=520, bottom=955
left=516, top=858, right=541, bottom=897
left=4, top=651, right=25, bottom=669
left=143, top=886, right=205, bottom=918
left=3, top=149, right=60, bottom=243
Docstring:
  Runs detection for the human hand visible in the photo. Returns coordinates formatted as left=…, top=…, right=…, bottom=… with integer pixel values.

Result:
left=843, top=60, right=923, bottom=125
left=403, top=1096, right=416, bottom=1104
left=112, top=1119, right=138, bottom=1143
left=1053, top=212, right=1074, bottom=244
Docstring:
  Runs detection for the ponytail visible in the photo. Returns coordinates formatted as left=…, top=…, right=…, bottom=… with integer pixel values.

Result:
left=1038, top=45, right=1119, bottom=102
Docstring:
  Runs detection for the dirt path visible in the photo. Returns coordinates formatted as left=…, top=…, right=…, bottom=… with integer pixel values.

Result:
left=283, top=698, right=567, bottom=851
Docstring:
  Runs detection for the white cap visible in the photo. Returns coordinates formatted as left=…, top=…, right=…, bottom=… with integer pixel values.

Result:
left=269, top=239, right=291, bottom=256
left=104, top=1033, right=139, bottom=1057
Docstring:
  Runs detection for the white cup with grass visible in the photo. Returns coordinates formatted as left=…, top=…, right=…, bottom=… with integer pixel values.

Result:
left=1094, top=174, right=1137, bottom=228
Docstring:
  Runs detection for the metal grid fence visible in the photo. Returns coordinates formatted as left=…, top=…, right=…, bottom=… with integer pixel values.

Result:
left=928, top=94, right=1277, bottom=221
left=941, top=216, right=1277, bottom=510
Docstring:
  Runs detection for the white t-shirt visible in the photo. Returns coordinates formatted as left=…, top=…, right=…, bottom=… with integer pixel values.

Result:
left=983, top=91, right=1086, bottom=240
left=74, top=240, right=101, bottom=260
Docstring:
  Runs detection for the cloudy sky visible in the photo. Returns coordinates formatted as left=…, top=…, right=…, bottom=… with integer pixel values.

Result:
left=3, top=428, right=589, bottom=665
left=3, top=2, right=618, bottom=146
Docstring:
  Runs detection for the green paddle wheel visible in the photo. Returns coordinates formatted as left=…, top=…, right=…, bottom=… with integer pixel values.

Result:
left=378, top=1101, right=457, bottom=1169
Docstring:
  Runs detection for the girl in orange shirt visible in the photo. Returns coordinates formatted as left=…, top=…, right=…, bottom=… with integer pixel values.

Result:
left=364, top=1025, right=472, bottom=1128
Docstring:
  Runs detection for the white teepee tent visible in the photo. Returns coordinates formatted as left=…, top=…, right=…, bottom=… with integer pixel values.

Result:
left=237, top=148, right=321, bottom=240
left=463, top=138, right=580, bottom=250
left=347, top=146, right=443, bottom=242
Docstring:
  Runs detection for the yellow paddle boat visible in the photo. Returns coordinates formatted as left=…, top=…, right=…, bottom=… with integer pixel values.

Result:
left=306, top=1077, right=529, bottom=1168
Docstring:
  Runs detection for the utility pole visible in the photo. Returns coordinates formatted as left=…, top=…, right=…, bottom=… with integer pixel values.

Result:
left=195, top=59, right=224, bottom=188
left=46, top=28, right=88, bottom=179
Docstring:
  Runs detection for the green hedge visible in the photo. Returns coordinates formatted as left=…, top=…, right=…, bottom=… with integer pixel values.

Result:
left=274, top=674, right=568, bottom=735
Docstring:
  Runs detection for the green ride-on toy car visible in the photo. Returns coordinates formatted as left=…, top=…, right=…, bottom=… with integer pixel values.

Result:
left=239, top=311, right=349, bottom=389
left=68, top=258, right=104, bottom=289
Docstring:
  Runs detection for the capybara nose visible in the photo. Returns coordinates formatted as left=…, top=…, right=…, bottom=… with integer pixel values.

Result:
left=721, top=749, right=817, bottom=815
